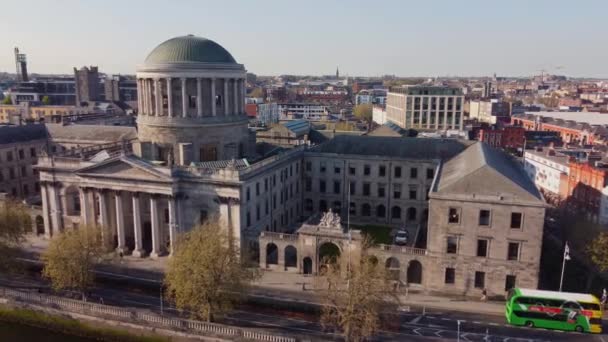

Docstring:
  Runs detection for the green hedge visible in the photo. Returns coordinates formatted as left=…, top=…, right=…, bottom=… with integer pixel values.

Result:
left=0, top=306, right=168, bottom=342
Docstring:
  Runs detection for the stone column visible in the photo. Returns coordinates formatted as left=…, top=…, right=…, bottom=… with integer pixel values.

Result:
left=48, top=183, right=62, bottom=234
left=223, top=78, right=229, bottom=116
left=98, top=190, right=111, bottom=249
left=40, top=183, right=51, bottom=238
left=211, top=78, right=217, bottom=116
left=241, top=79, right=246, bottom=114
left=233, top=78, right=238, bottom=115
left=132, top=193, right=145, bottom=257
left=115, top=191, right=127, bottom=253
left=166, top=78, right=173, bottom=117
left=141, top=79, right=147, bottom=114
left=196, top=78, right=203, bottom=117
left=146, top=79, right=152, bottom=115
left=139, top=79, right=145, bottom=114
left=137, top=79, right=142, bottom=113
left=168, top=196, right=177, bottom=255
left=181, top=78, right=188, bottom=118
left=150, top=195, right=161, bottom=258
left=80, top=188, right=91, bottom=226
left=154, top=78, right=161, bottom=116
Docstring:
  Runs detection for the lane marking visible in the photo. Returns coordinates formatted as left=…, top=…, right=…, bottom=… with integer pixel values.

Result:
left=408, top=315, right=423, bottom=324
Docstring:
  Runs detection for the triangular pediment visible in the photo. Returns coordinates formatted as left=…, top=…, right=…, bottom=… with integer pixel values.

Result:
left=76, top=156, right=172, bottom=182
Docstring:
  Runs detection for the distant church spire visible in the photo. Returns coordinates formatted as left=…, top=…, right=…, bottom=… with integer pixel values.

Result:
left=336, top=66, right=339, bottom=79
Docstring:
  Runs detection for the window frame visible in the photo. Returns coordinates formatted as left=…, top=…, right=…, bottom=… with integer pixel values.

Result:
left=474, top=271, right=486, bottom=289
left=444, top=267, right=456, bottom=284
left=507, top=241, right=521, bottom=261
left=510, top=212, right=523, bottom=229
left=448, top=207, right=460, bottom=224
left=478, top=209, right=491, bottom=227
left=476, top=238, right=489, bottom=258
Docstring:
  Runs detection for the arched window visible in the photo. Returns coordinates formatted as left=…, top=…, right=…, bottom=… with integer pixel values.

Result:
left=284, top=245, right=297, bottom=268
left=391, top=206, right=401, bottom=219
left=266, top=243, right=278, bottom=266
left=376, top=204, right=386, bottom=218
left=361, top=203, right=371, bottom=216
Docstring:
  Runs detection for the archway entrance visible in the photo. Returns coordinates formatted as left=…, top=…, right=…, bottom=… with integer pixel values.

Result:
left=303, top=257, right=313, bottom=275
left=35, top=216, right=44, bottom=235
left=407, top=260, right=423, bottom=284
left=318, top=242, right=340, bottom=274
left=285, top=245, right=297, bottom=269
left=385, top=257, right=401, bottom=280
left=266, top=243, right=278, bottom=267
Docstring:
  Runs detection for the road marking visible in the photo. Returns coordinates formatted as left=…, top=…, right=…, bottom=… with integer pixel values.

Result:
left=412, top=328, right=422, bottom=336
left=434, top=330, right=444, bottom=337
left=473, top=321, right=482, bottom=324
left=489, top=322, right=499, bottom=326
left=441, top=317, right=451, bottom=321
left=408, top=315, right=423, bottom=324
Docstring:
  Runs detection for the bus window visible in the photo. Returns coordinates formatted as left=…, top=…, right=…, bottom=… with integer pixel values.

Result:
left=581, top=302, right=601, bottom=311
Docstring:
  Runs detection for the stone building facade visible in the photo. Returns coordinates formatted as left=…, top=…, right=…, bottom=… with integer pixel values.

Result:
left=37, top=36, right=547, bottom=298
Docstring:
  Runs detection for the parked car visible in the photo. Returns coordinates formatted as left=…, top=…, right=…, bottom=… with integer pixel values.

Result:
left=394, top=230, right=409, bottom=245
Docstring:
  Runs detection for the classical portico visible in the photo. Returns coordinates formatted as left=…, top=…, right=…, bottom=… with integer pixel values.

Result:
left=134, top=35, right=252, bottom=165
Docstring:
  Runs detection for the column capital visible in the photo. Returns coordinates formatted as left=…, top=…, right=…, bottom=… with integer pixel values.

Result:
left=218, top=196, right=240, bottom=205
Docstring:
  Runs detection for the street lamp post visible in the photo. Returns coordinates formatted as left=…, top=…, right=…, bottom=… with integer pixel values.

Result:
left=160, top=285, right=164, bottom=315
left=457, top=320, right=462, bottom=342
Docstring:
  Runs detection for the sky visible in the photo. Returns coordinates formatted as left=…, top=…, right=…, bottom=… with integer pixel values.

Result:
left=1, top=0, right=607, bottom=78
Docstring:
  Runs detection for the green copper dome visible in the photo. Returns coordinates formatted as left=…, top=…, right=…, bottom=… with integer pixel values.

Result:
left=145, top=35, right=237, bottom=64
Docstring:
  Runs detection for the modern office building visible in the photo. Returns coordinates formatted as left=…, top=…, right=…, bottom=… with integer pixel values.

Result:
left=386, top=85, right=464, bottom=131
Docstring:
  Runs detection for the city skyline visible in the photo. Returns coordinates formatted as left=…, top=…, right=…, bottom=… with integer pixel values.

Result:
left=1, top=0, right=607, bottom=78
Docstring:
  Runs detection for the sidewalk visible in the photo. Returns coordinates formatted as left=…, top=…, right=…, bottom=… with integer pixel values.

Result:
left=23, top=235, right=506, bottom=317
left=252, top=271, right=506, bottom=317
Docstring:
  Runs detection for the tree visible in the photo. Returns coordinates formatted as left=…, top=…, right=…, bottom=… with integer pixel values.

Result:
left=41, top=96, right=51, bottom=105
left=353, top=104, right=372, bottom=123
left=42, top=226, right=104, bottom=300
left=164, top=221, right=258, bottom=321
left=0, top=200, right=31, bottom=271
left=1, top=97, right=12, bottom=105
left=588, top=232, right=608, bottom=272
left=319, top=243, right=400, bottom=342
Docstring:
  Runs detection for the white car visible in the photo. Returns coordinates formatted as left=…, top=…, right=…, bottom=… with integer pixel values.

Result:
left=394, top=230, right=409, bottom=245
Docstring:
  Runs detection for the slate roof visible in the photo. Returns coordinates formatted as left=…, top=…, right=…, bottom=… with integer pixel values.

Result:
left=45, top=124, right=137, bottom=143
left=435, top=142, right=543, bottom=203
left=0, top=124, right=47, bottom=144
left=145, top=35, right=237, bottom=64
left=190, top=159, right=250, bottom=170
left=310, top=135, right=472, bottom=160
left=282, top=120, right=310, bottom=136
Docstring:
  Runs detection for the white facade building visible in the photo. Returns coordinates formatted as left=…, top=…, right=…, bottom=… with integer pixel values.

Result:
left=278, top=103, right=328, bottom=120
left=257, top=103, right=280, bottom=125
left=372, top=106, right=387, bottom=125
left=523, top=150, right=569, bottom=196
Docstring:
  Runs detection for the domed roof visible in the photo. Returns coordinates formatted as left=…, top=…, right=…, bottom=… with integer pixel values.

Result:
left=145, top=35, right=237, bottom=64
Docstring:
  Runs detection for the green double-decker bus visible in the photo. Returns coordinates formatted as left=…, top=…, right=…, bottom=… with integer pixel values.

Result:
left=506, top=288, right=602, bottom=333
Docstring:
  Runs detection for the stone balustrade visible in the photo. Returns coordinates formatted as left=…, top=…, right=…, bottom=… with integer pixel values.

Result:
left=373, top=244, right=428, bottom=256
left=0, top=287, right=295, bottom=342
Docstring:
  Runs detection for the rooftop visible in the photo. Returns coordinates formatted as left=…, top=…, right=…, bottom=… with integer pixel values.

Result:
left=516, top=111, right=608, bottom=126
left=0, top=124, right=47, bottom=144
left=435, top=142, right=543, bottom=203
left=144, top=35, right=237, bottom=65
left=310, top=135, right=471, bottom=160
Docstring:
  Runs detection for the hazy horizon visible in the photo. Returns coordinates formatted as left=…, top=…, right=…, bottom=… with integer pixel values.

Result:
left=1, top=0, right=607, bottom=78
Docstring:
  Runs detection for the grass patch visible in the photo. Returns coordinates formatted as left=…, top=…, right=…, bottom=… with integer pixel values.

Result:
left=0, top=306, right=168, bottom=342
left=352, top=225, right=393, bottom=244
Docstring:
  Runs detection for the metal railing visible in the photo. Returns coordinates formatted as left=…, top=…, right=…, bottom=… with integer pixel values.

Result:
left=0, top=287, right=295, bottom=342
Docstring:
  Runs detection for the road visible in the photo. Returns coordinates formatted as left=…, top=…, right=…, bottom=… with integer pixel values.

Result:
left=1, top=269, right=603, bottom=342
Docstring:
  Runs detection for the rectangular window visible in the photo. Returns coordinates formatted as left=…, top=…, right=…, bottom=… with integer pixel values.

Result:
left=9, top=168, right=15, bottom=180
left=393, top=184, right=401, bottom=199
left=256, top=204, right=260, bottom=220
left=477, top=239, right=489, bottom=257
left=349, top=181, right=355, bottom=195
left=349, top=166, right=356, bottom=175
left=510, top=212, right=522, bottom=229
left=378, top=185, right=385, bottom=198
left=448, top=207, right=460, bottom=223
left=6, top=151, right=13, bottom=162
left=379, top=165, right=386, bottom=177
left=334, top=167, right=341, bottom=174
left=305, top=178, right=312, bottom=191
left=395, top=166, right=402, bottom=178
left=246, top=187, right=250, bottom=201
left=264, top=178, right=268, bottom=191
left=246, top=212, right=251, bottom=227
left=363, top=165, right=371, bottom=176
left=333, top=181, right=341, bottom=194
left=320, top=161, right=326, bottom=173
left=30, top=147, right=36, bottom=157
left=18, top=149, right=24, bottom=160
left=446, top=236, right=458, bottom=254
left=363, top=183, right=371, bottom=196
left=479, top=210, right=491, bottom=226
left=410, top=167, right=418, bottom=179
left=189, top=95, right=197, bottom=108
left=320, top=180, right=326, bottom=193
left=445, top=268, right=455, bottom=284
left=505, top=275, right=516, bottom=291
left=426, top=168, right=434, bottom=180
left=507, top=242, right=520, bottom=261
left=409, top=189, right=417, bottom=200
left=21, top=166, right=26, bottom=176
left=474, top=271, right=485, bottom=288
left=306, top=161, right=312, bottom=171
left=256, top=182, right=260, bottom=196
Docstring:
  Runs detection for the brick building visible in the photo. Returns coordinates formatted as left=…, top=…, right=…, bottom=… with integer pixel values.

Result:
left=478, top=126, right=525, bottom=150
